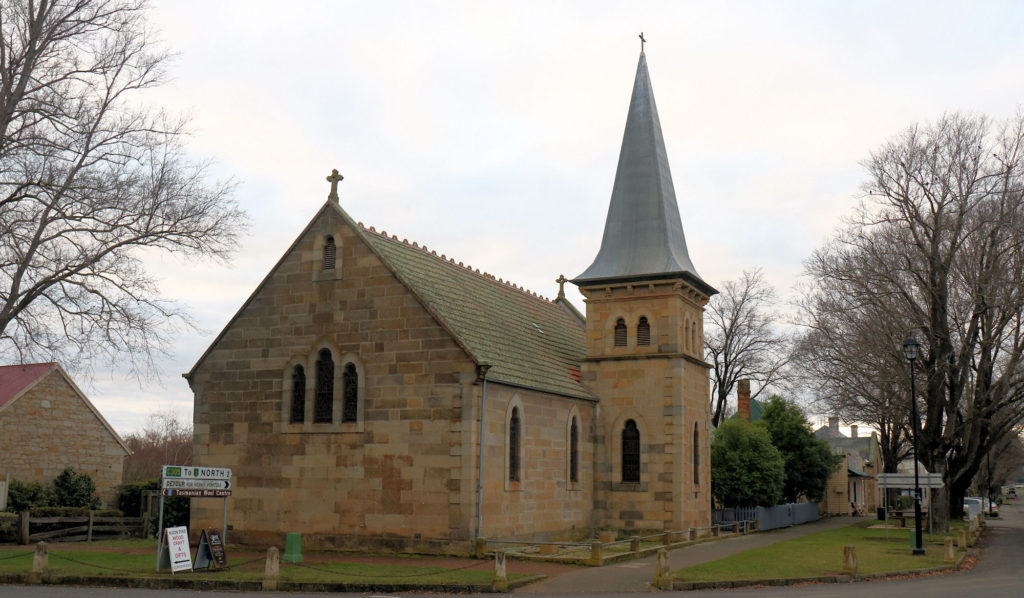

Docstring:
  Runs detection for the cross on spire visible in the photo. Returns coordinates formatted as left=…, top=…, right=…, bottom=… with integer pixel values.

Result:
left=556, top=274, right=568, bottom=299
left=326, top=168, right=344, bottom=202
left=639, top=32, right=646, bottom=53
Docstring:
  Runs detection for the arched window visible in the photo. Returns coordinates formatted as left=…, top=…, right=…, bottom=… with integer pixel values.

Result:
left=622, top=419, right=640, bottom=483
left=637, top=316, right=650, bottom=346
left=569, top=416, right=579, bottom=483
left=290, top=365, right=305, bottom=424
left=509, top=407, right=521, bottom=482
left=691, top=322, right=698, bottom=355
left=614, top=318, right=627, bottom=347
left=314, top=348, right=334, bottom=423
left=693, top=422, right=700, bottom=485
left=323, top=236, right=337, bottom=270
left=342, top=362, right=358, bottom=422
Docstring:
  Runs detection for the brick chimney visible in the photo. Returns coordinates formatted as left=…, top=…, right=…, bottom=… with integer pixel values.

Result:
left=850, top=425, right=858, bottom=438
left=737, top=379, right=751, bottom=422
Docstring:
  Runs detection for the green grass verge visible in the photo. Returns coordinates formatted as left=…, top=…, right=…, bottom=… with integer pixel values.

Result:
left=675, top=521, right=963, bottom=582
left=0, top=539, right=516, bottom=585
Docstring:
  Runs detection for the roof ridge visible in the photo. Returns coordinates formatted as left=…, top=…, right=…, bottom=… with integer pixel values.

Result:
left=357, top=221, right=556, bottom=305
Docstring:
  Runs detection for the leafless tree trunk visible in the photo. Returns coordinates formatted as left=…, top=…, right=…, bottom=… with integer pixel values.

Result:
left=0, top=0, right=245, bottom=375
left=121, top=409, right=193, bottom=482
left=705, top=268, right=790, bottom=427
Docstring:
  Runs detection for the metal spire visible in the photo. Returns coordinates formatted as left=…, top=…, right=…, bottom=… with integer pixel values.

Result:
left=573, top=50, right=714, bottom=296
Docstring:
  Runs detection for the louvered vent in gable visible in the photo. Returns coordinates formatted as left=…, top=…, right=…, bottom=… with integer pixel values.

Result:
left=323, top=236, right=337, bottom=269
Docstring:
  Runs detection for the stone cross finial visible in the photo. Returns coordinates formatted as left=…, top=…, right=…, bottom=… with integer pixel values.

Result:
left=639, top=32, right=646, bottom=53
left=326, top=169, right=344, bottom=202
left=556, top=274, right=568, bottom=298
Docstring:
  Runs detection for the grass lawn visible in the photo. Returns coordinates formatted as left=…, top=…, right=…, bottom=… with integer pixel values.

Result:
left=0, top=539, right=515, bottom=586
left=675, top=520, right=965, bottom=582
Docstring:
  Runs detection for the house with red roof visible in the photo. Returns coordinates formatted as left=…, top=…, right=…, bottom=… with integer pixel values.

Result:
left=0, top=362, right=130, bottom=507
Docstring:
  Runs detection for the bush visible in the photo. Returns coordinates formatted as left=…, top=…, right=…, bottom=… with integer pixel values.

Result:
left=117, top=479, right=188, bottom=535
left=52, top=467, right=101, bottom=509
left=4, top=480, right=56, bottom=512
left=711, top=419, right=785, bottom=507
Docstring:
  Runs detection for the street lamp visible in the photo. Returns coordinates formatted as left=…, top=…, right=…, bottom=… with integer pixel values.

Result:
left=902, top=333, right=925, bottom=555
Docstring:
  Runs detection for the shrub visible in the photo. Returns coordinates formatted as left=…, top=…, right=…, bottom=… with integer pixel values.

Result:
left=4, top=480, right=56, bottom=512
left=52, top=467, right=101, bottom=509
left=117, top=479, right=188, bottom=535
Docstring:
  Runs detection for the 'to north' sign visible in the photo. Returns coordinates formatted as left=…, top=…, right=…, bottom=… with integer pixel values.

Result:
left=162, top=466, right=232, bottom=480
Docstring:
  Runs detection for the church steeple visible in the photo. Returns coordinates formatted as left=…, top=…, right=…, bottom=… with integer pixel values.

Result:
left=574, top=51, right=714, bottom=296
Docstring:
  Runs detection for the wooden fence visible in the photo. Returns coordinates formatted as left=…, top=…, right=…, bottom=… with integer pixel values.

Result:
left=16, top=510, right=145, bottom=544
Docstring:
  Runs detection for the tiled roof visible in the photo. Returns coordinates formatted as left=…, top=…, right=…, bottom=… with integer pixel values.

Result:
left=0, top=362, right=56, bottom=410
left=355, top=221, right=592, bottom=400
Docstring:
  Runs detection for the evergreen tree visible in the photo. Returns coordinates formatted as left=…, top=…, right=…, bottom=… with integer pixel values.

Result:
left=711, top=418, right=785, bottom=507
left=759, top=396, right=841, bottom=502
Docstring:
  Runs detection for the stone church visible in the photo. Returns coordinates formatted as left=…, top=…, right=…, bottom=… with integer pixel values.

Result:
left=186, top=50, right=717, bottom=553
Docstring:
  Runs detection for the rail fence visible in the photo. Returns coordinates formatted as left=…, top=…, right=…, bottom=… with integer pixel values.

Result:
left=8, top=510, right=145, bottom=544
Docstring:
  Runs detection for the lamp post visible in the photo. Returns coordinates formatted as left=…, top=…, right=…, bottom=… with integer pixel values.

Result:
left=902, top=333, right=925, bottom=555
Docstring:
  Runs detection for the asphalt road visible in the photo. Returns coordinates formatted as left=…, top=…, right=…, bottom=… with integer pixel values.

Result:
left=2, top=502, right=1022, bottom=597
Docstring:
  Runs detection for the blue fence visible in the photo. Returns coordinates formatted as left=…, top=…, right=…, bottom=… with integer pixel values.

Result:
left=713, top=502, right=819, bottom=531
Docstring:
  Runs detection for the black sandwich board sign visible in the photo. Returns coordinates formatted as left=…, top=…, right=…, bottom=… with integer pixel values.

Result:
left=194, top=529, right=229, bottom=570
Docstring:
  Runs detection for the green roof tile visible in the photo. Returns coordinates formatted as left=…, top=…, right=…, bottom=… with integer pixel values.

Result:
left=354, top=219, right=592, bottom=400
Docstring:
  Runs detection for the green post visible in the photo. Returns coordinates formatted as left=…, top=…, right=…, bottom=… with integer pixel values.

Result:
left=283, top=533, right=303, bottom=563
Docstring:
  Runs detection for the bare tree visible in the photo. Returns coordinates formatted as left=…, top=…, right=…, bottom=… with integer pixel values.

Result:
left=0, top=0, right=245, bottom=375
left=802, top=113, right=1024, bottom=530
left=121, top=409, right=192, bottom=482
left=705, top=268, right=790, bottom=427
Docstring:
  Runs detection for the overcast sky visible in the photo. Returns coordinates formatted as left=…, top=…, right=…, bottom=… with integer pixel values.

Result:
left=90, top=0, right=1024, bottom=435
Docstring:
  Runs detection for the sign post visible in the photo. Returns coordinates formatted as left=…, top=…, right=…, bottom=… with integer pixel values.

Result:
left=157, top=465, right=232, bottom=573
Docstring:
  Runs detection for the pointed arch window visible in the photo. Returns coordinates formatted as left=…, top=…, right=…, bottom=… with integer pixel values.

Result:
left=614, top=318, right=627, bottom=347
left=691, top=322, right=698, bottom=355
left=693, top=422, right=700, bottom=485
left=509, top=407, right=521, bottom=482
left=637, top=316, right=650, bottom=346
left=622, top=419, right=640, bottom=483
left=342, top=362, right=358, bottom=423
left=569, top=416, right=579, bottom=483
left=314, top=348, right=334, bottom=423
left=323, top=236, right=337, bottom=270
left=290, top=365, right=305, bottom=424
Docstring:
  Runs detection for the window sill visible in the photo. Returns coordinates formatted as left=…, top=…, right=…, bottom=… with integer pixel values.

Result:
left=611, top=482, right=647, bottom=492
left=313, top=269, right=342, bottom=282
left=281, top=421, right=364, bottom=433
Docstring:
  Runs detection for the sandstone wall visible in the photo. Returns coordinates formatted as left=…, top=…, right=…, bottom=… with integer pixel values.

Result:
left=0, top=371, right=126, bottom=507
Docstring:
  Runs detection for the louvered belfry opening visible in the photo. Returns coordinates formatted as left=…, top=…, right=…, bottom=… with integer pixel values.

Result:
left=342, top=362, right=358, bottom=422
left=314, top=348, right=334, bottom=423
left=509, top=407, right=521, bottom=481
left=323, top=236, right=337, bottom=270
left=614, top=318, right=627, bottom=346
left=637, top=316, right=650, bottom=346
left=692, top=422, right=700, bottom=484
left=622, top=419, right=640, bottom=483
left=290, top=365, right=305, bottom=423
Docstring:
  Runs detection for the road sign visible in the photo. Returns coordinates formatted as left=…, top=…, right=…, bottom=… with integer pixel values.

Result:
left=163, top=489, right=232, bottom=498
left=162, top=478, right=231, bottom=491
left=877, top=472, right=944, bottom=489
left=162, top=466, right=232, bottom=480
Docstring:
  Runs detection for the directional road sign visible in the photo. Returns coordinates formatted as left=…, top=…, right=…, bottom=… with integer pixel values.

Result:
left=162, top=478, right=231, bottom=491
left=163, top=489, right=232, bottom=498
left=162, top=466, right=232, bottom=480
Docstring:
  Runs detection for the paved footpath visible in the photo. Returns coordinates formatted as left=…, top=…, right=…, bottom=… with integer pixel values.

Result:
left=518, top=516, right=859, bottom=594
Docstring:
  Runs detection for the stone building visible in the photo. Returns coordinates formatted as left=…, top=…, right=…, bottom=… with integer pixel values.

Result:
left=814, top=418, right=881, bottom=516
left=0, top=362, right=130, bottom=506
left=187, top=50, right=716, bottom=552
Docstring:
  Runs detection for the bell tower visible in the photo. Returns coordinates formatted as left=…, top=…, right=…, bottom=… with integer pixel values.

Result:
left=573, top=49, right=717, bottom=532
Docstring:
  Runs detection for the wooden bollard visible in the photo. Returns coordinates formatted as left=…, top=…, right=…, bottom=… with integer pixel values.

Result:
left=589, top=542, right=604, bottom=566
left=712, top=524, right=720, bottom=537
left=263, top=546, right=280, bottom=591
left=492, top=550, right=508, bottom=592
left=957, top=529, right=967, bottom=549
left=630, top=536, right=640, bottom=553
left=687, top=527, right=695, bottom=541
left=19, top=511, right=30, bottom=545
left=944, top=537, right=955, bottom=563
left=842, top=544, right=857, bottom=574
left=475, top=537, right=487, bottom=558
left=662, top=531, right=672, bottom=546
left=653, top=548, right=673, bottom=590
left=29, top=541, right=47, bottom=584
